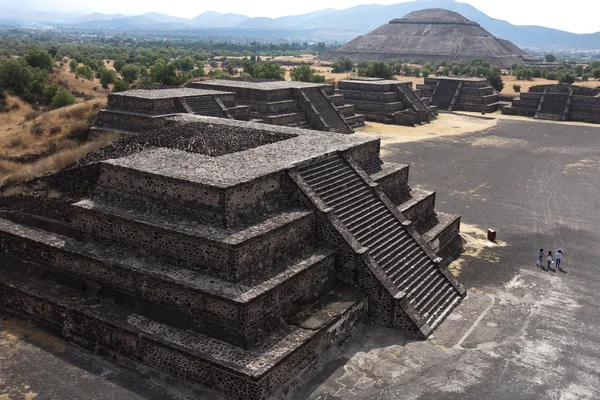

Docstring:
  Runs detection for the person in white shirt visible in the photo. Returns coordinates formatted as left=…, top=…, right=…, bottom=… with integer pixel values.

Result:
left=556, top=250, right=563, bottom=271
left=547, top=251, right=554, bottom=270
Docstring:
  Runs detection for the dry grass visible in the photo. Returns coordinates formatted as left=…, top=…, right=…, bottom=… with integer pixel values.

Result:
left=0, top=132, right=120, bottom=187
left=47, top=66, right=111, bottom=99
left=0, top=97, right=107, bottom=161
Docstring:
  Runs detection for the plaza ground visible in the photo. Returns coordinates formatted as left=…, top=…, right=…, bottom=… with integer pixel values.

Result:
left=2, top=113, right=600, bottom=399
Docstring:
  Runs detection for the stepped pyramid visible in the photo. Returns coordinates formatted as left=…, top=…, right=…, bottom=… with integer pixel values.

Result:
left=502, top=84, right=600, bottom=123
left=318, top=8, right=530, bottom=69
left=0, top=116, right=464, bottom=399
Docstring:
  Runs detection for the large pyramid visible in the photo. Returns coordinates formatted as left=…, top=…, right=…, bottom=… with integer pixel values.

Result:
left=318, top=8, right=529, bottom=69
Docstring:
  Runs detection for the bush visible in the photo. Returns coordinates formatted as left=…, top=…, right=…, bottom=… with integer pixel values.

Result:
left=253, top=62, right=285, bottom=80
left=545, top=54, right=557, bottom=63
left=112, top=80, right=130, bottom=92
left=76, top=65, right=94, bottom=80
left=558, top=72, right=575, bottom=84
left=24, top=48, right=55, bottom=71
left=331, top=57, right=354, bottom=73
left=546, top=71, right=557, bottom=80
left=358, top=61, right=393, bottom=79
left=513, top=84, right=521, bottom=92
left=120, top=64, right=139, bottom=82
left=100, top=69, right=117, bottom=85
left=486, top=67, right=504, bottom=92
left=51, top=88, right=76, bottom=108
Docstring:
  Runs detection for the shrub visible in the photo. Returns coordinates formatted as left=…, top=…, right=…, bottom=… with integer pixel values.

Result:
left=546, top=71, right=557, bottom=80
left=69, top=59, right=78, bottom=72
left=24, top=48, right=55, bottom=71
left=75, top=65, right=94, bottom=80
left=486, top=67, right=504, bottom=92
left=558, top=72, right=575, bottom=84
left=112, top=80, right=129, bottom=92
left=513, top=84, right=521, bottom=92
left=51, top=88, right=76, bottom=108
left=545, top=54, right=557, bottom=63
left=100, top=69, right=117, bottom=85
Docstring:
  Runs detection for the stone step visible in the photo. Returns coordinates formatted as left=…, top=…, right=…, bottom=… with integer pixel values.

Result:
left=402, top=262, right=437, bottom=296
left=337, top=104, right=356, bottom=117
left=345, top=114, right=366, bottom=127
left=354, top=212, right=398, bottom=242
left=417, top=280, right=454, bottom=317
left=369, top=229, right=411, bottom=259
left=298, top=157, right=345, bottom=182
left=380, top=241, right=421, bottom=272
left=397, top=187, right=436, bottom=222
left=311, top=169, right=358, bottom=191
left=262, top=112, right=305, bottom=126
left=343, top=203, right=388, bottom=230
left=0, top=217, right=337, bottom=349
left=392, top=254, right=431, bottom=287
left=345, top=207, right=393, bottom=237
left=346, top=209, right=395, bottom=240
left=336, top=196, right=380, bottom=220
left=70, top=199, right=315, bottom=282
left=361, top=220, right=405, bottom=249
left=410, top=271, right=446, bottom=310
left=321, top=180, right=367, bottom=203
left=333, top=191, right=374, bottom=215
left=324, top=184, right=371, bottom=209
left=427, top=290, right=462, bottom=329
left=316, top=174, right=363, bottom=198
left=329, top=94, right=344, bottom=106
left=0, top=260, right=368, bottom=400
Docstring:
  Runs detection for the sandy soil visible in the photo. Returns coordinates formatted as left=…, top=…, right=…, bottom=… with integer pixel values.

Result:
left=356, top=113, right=497, bottom=156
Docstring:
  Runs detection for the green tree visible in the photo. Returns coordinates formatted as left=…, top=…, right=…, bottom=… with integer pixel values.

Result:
left=76, top=65, right=94, bottom=80
left=113, top=58, right=128, bottom=72
left=253, top=62, right=285, bottom=80
left=69, top=59, right=78, bottom=72
left=331, top=57, right=354, bottom=73
left=100, top=69, right=117, bottom=85
left=150, top=60, right=180, bottom=85
left=513, top=84, right=521, bottom=92
left=558, top=71, right=575, bottom=84
left=413, top=67, right=421, bottom=77
left=442, top=67, right=451, bottom=76
left=290, top=65, right=313, bottom=82
left=593, top=69, right=600, bottom=79
left=178, top=56, right=195, bottom=71
left=120, top=64, right=140, bottom=82
left=51, top=88, right=75, bottom=108
left=112, top=80, right=130, bottom=92
left=24, top=48, right=55, bottom=71
left=545, top=54, right=557, bottom=62
left=486, top=67, right=504, bottom=92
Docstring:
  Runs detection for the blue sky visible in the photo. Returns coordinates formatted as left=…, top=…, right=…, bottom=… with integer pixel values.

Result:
left=13, top=0, right=600, bottom=34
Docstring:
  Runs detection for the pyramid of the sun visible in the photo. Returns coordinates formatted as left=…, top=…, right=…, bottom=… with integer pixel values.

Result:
left=318, top=8, right=530, bottom=69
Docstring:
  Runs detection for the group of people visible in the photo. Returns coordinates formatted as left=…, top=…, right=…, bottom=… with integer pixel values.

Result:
left=537, top=249, right=565, bottom=272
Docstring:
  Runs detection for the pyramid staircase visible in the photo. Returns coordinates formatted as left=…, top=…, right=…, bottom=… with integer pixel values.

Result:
left=301, top=88, right=354, bottom=134
left=291, top=154, right=465, bottom=334
left=394, top=83, right=437, bottom=122
left=181, top=95, right=230, bottom=119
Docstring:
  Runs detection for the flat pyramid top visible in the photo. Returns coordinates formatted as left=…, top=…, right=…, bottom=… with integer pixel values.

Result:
left=390, top=8, right=475, bottom=24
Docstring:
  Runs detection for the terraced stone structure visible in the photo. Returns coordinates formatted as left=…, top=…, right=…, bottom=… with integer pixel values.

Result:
left=502, top=84, right=600, bottom=123
left=336, top=78, right=437, bottom=126
left=318, top=8, right=532, bottom=69
left=0, top=116, right=464, bottom=399
left=94, top=88, right=249, bottom=135
left=189, top=79, right=364, bottom=133
left=417, top=76, right=502, bottom=113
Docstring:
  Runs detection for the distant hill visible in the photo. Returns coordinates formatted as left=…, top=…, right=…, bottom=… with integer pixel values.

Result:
left=74, top=13, right=126, bottom=23
left=2, top=0, right=599, bottom=50
left=238, top=9, right=335, bottom=29
left=190, top=11, right=250, bottom=28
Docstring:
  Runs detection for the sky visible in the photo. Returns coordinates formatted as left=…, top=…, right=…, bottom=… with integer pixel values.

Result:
left=14, top=0, right=600, bottom=34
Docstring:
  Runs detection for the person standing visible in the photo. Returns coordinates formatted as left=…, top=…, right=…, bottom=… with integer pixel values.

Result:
left=537, top=249, right=544, bottom=267
left=547, top=251, right=554, bottom=270
left=556, top=250, right=563, bottom=271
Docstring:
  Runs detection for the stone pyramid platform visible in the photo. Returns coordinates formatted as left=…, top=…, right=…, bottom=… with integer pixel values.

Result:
left=417, top=77, right=503, bottom=113
left=336, top=78, right=438, bottom=126
left=502, top=84, right=600, bottom=123
left=0, top=116, right=464, bottom=399
left=95, top=88, right=249, bottom=135
left=189, top=79, right=365, bottom=133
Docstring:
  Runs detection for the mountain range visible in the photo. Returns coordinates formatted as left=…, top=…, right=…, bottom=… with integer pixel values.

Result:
left=1, top=0, right=599, bottom=50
